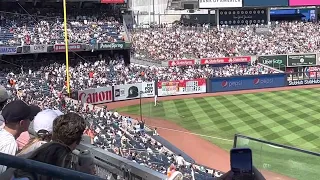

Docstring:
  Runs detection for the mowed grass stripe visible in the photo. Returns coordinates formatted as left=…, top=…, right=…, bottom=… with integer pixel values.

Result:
left=194, top=97, right=237, bottom=138
left=172, top=99, right=202, bottom=131
left=214, top=96, right=273, bottom=139
left=250, top=92, right=311, bottom=146
left=211, top=97, right=261, bottom=137
left=224, top=94, right=283, bottom=136
left=262, top=91, right=319, bottom=145
left=185, top=99, right=220, bottom=131
left=249, top=92, right=310, bottom=144
left=233, top=94, right=287, bottom=141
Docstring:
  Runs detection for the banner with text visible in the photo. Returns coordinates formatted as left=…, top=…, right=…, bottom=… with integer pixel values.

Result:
left=30, top=45, right=47, bottom=53
left=114, top=82, right=154, bottom=101
left=168, top=59, right=195, bottom=66
left=157, top=79, right=206, bottom=97
left=210, top=74, right=286, bottom=92
left=98, top=42, right=131, bottom=50
left=288, top=79, right=320, bottom=86
left=257, top=55, right=287, bottom=68
left=199, top=0, right=243, bottom=8
left=78, top=86, right=113, bottom=104
left=54, top=44, right=83, bottom=52
left=0, top=46, right=17, bottom=55
left=201, top=56, right=251, bottom=65
left=304, top=67, right=320, bottom=78
left=287, top=54, right=316, bottom=67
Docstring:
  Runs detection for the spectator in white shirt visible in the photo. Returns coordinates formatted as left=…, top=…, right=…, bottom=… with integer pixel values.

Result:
left=175, top=154, right=186, bottom=168
left=0, top=100, right=37, bottom=173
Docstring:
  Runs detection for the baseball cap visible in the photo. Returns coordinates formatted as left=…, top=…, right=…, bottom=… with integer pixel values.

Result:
left=33, top=109, right=63, bottom=134
left=1, top=100, right=39, bottom=123
left=0, top=86, right=11, bottom=103
left=127, top=86, right=139, bottom=98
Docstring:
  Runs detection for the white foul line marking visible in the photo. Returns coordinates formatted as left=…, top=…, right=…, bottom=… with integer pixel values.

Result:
left=150, top=126, right=234, bottom=142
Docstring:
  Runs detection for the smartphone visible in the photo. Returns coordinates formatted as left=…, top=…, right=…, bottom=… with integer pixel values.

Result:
left=230, top=148, right=253, bottom=180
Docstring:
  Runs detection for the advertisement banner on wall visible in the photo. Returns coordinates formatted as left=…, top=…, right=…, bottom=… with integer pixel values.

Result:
left=158, top=79, right=206, bottom=97
left=257, top=55, right=287, bottom=68
left=141, top=82, right=155, bottom=97
left=30, top=45, right=47, bottom=53
left=0, top=46, right=17, bottom=55
left=287, top=54, right=316, bottom=67
left=98, top=42, right=130, bottom=50
left=199, top=0, right=243, bottom=9
left=168, top=59, right=195, bottom=66
left=288, top=79, right=320, bottom=86
left=304, top=66, right=320, bottom=78
left=289, top=0, right=320, bottom=6
left=114, top=82, right=154, bottom=101
left=78, top=87, right=113, bottom=104
left=54, top=44, right=82, bottom=52
left=243, top=0, right=288, bottom=7
left=201, top=56, right=251, bottom=65
left=210, top=74, right=286, bottom=92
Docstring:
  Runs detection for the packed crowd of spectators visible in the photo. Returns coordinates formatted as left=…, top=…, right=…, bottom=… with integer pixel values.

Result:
left=0, top=3, right=281, bottom=179
left=1, top=52, right=274, bottom=92
left=1, top=52, right=260, bottom=179
left=0, top=3, right=124, bottom=46
left=132, top=22, right=320, bottom=61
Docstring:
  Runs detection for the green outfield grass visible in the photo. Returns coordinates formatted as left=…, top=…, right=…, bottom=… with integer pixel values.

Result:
left=117, top=88, right=320, bottom=180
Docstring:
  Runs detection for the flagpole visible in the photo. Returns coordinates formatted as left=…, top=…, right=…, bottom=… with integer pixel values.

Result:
left=63, top=0, right=70, bottom=95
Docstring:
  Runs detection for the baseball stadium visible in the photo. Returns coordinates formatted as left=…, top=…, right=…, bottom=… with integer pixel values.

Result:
left=1, top=0, right=320, bottom=180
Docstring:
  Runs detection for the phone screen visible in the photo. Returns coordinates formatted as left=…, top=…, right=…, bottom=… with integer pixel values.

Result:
left=231, top=148, right=253, bottom=180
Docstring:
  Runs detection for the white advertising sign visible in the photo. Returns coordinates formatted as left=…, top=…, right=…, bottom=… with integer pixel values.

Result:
left=114, top=82, right=155, bottom=101
left=157, top=79, right=207, bottom=97
left=141, top=82, right=155, bottom=97
left=78, top=86, right=113, bottom=104
left=30, top=45, right=47, bottom=53
left=199, top=0, right=243, bottom=9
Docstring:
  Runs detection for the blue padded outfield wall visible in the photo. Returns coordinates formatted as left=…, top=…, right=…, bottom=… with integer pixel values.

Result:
left=209, top=74, right=287, bottom=92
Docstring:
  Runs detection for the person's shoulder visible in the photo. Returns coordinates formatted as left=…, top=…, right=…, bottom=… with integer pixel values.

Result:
left=0, top=129, right=16, bottom=143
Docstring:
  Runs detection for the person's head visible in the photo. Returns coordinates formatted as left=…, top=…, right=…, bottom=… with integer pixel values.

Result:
left=32, top=109, right=63, bottom=141
left=2, top=100, right=39, bottom=139
left=52, top=112, right=86, bottom=150
left=0, top=86, right=10, bottom=110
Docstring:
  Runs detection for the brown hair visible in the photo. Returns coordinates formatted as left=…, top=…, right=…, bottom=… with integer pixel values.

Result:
left=52, top=112, right=86, bottom=146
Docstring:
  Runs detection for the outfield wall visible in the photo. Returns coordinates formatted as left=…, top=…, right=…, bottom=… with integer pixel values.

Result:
left=73, top=73, right=290, bottom=104
left=208, top=74, right=287, bottom=93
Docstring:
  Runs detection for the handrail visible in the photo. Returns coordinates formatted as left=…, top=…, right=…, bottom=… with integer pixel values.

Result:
left=0, top=152, right=103, bottom=180
left=234, top=134, right=320, bottom=157
left=77, top=143, right=167, bottom=180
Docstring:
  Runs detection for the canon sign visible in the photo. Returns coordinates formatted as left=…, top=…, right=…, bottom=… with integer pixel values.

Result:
left=78, top=87, right=113, bottom=104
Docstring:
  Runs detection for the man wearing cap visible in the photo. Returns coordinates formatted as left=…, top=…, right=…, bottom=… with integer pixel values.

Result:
left=0, top=85, right=11, bottom=128
left=0, top=100, right=38, bottom=173
left=17, top=109, right=63, bottom=155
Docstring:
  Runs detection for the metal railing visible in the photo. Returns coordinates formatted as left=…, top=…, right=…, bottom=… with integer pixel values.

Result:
left=76, top=143, right=167, bottom=180
left=0, top=152, right=103, bottom=180
left=233, top=134, right=320, bottom=180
